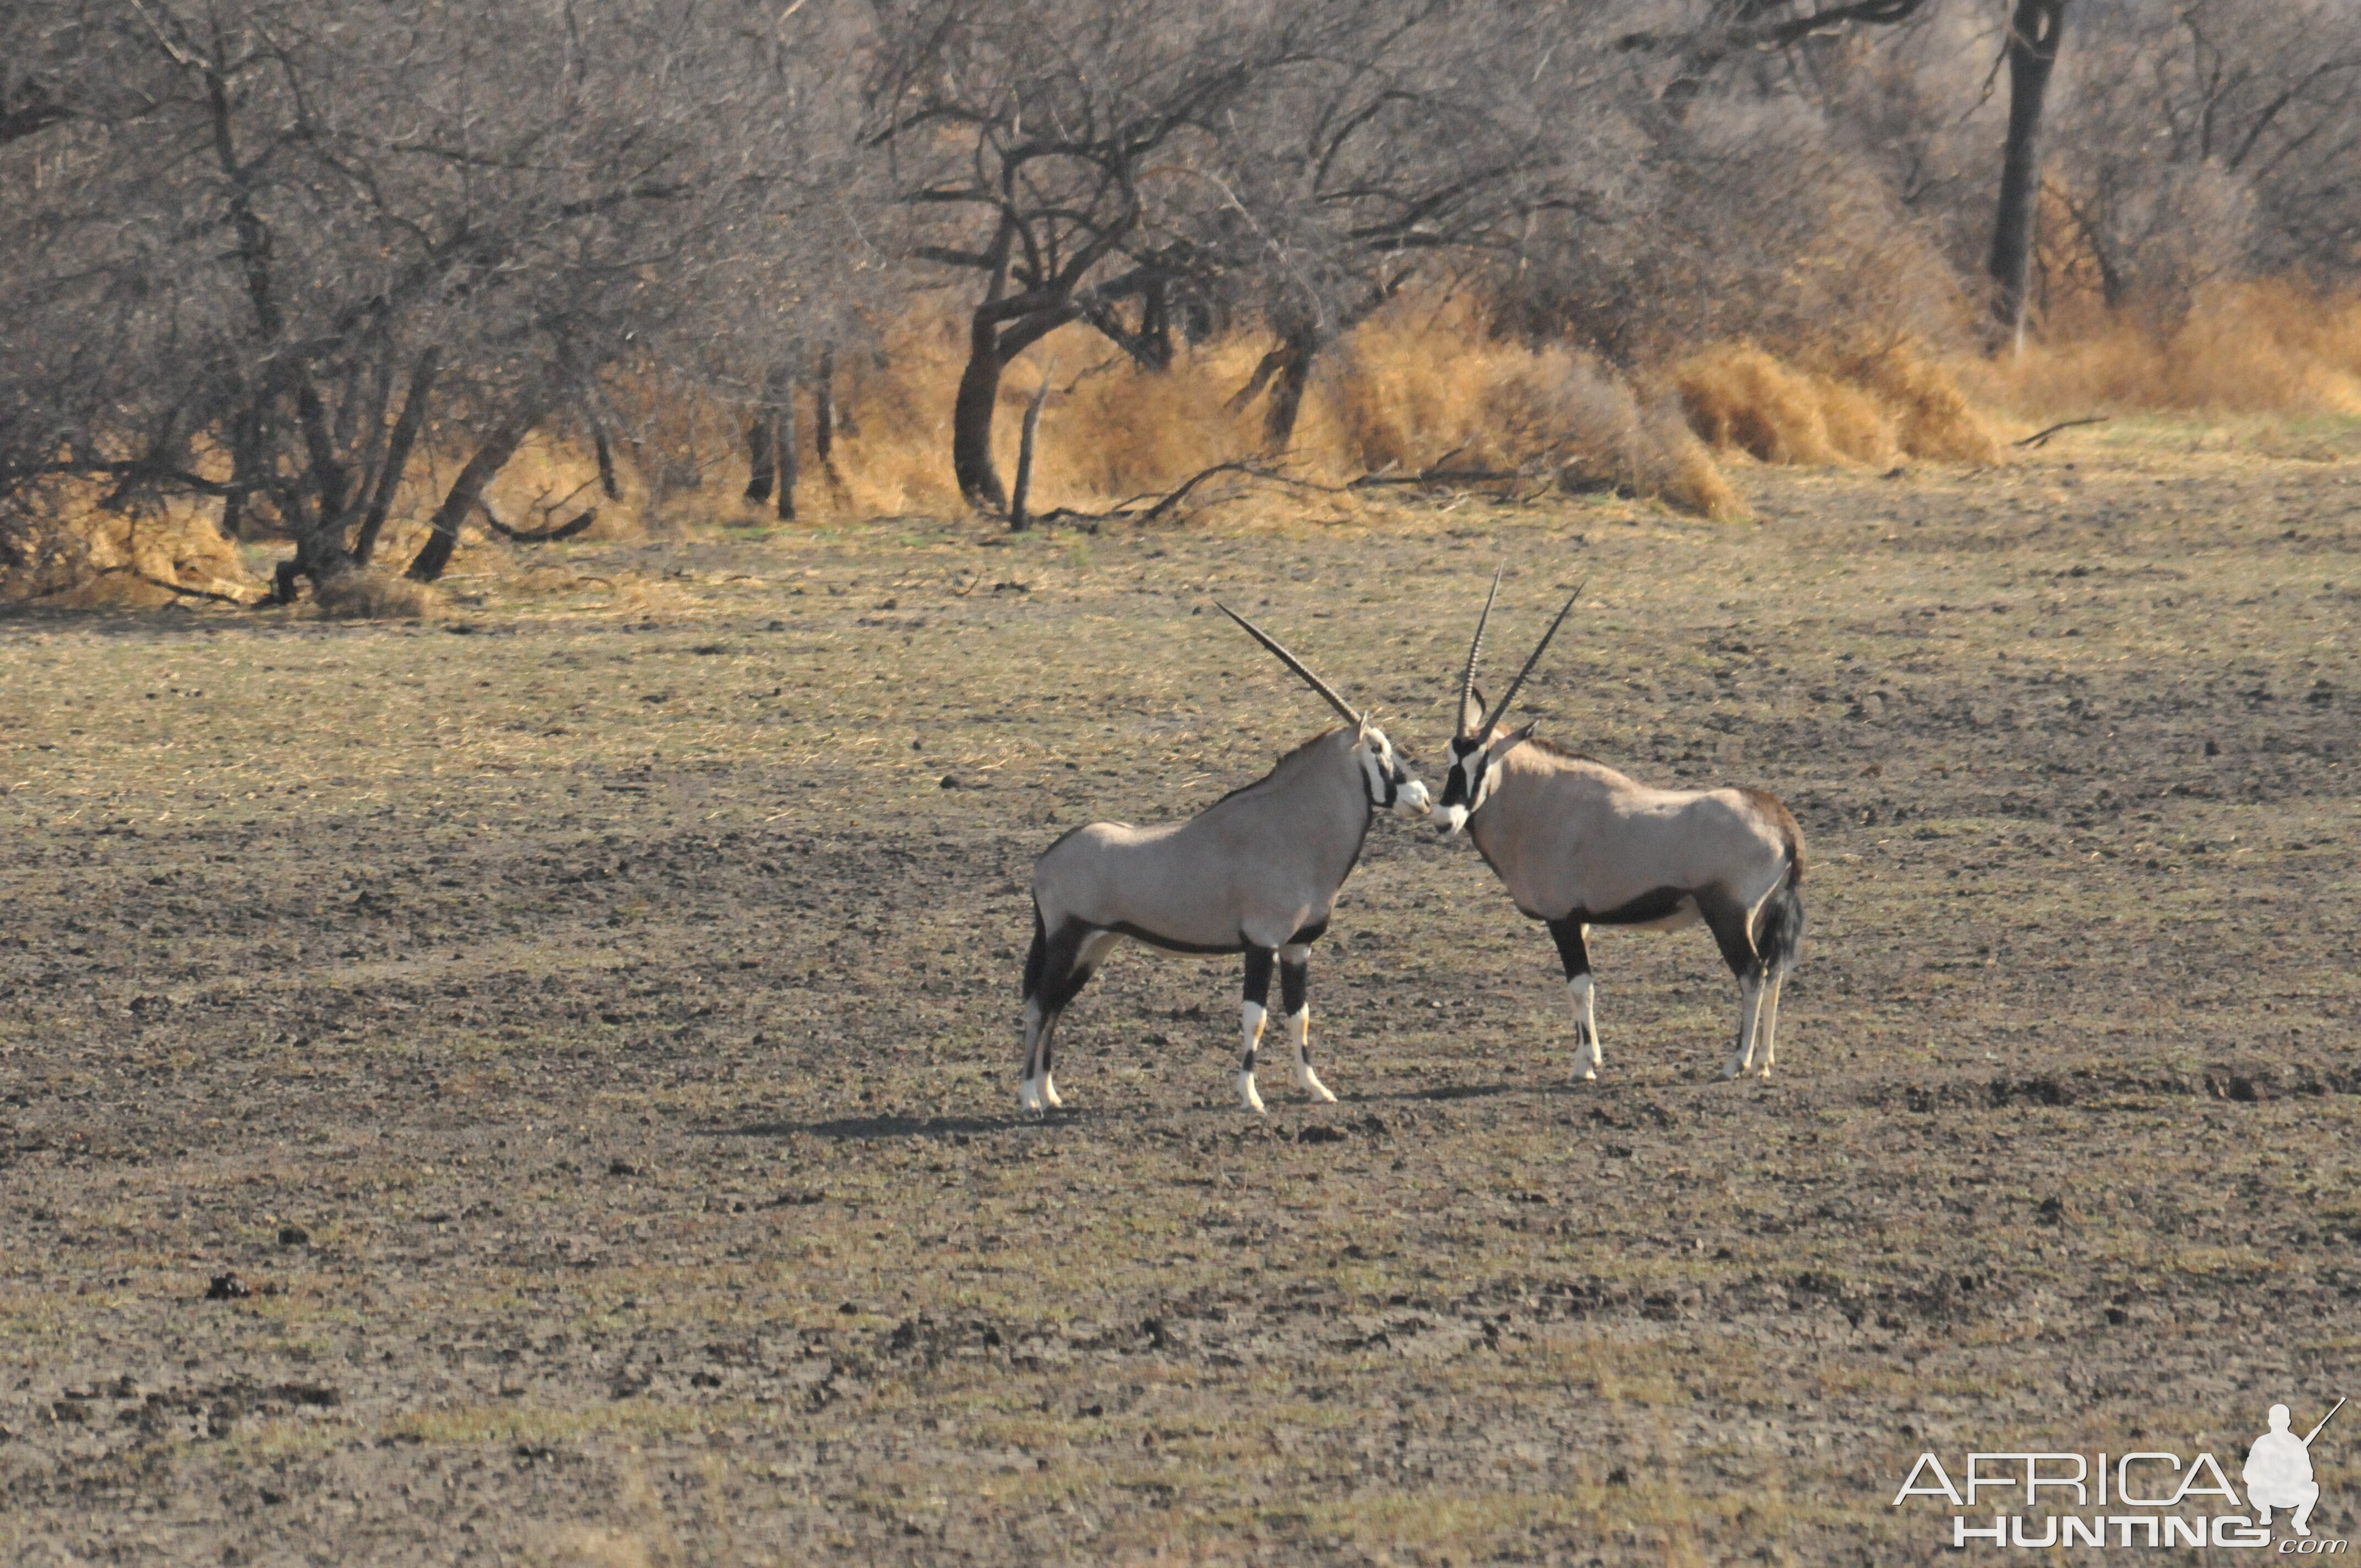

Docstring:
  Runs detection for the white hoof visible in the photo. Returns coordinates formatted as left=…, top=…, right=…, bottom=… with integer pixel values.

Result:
left=1723, top=1058, right=1746, bottom=1080
left=1235, top=1071, right=1266, bottom=1114
left=1756, top=1064, right=1774, bottom=1081
left=1577, top=1065, right=1598, bottom=1082
left=1042, top=1074, right=1064, bottom=1108
left=1297, top=1065, right=1337, bottom=1104
left=1016, top=1078, right=1047, bottom=1115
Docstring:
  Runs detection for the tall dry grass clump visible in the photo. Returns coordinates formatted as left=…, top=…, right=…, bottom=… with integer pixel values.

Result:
left=311, top=569, right=443, bottom=619
left=716, top=301, right=1744, bottom=521
left=1307, top=310, right=1739, bottom=518
left=1673, top=341, right=2003, bottom=466
left=0, top=484, right=259, bottom=606
left=1969, top=279, right=2361, bottom=417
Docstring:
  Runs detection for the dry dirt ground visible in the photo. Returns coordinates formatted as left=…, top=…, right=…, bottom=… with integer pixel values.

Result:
left=2, top=433, right=2358, bottom=1567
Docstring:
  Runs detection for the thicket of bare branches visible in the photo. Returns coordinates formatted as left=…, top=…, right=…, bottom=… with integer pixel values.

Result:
left=5, top=0, right=2359, bottom=585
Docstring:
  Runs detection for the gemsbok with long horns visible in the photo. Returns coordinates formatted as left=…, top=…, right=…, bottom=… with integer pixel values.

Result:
left=1018, top=605, right=1432, bottom=1115
left=1430, top=576, right=1806, bottom=1079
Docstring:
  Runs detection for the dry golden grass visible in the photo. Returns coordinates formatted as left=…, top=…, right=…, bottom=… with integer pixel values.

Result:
left=14, top=279, right=2360, bottom=610
left=311, top=568, right=443, bottom=620
left=0, top=484, right=258, bottom=606
left=1672, top=342, right=2003, bottom=467
left=1970, top=279, right=2361, bottom=418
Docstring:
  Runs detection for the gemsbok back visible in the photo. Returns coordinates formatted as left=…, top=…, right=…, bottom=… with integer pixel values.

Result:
left=1429, top=576, right=1807, bottom=1079
left=1018, top=605, right=1432, bottom=1115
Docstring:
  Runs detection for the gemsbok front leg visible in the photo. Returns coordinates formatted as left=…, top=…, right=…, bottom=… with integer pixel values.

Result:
left=1237, top=946, right=1276, bottom=1112
left=1547, top=917, right=1603, bottom=1081
left=1278, top=942, right=1335, bottom=1102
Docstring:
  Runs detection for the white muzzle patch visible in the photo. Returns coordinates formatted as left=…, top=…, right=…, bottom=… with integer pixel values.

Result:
left=1432, top=803, right=1470, bottom=834
left=1399, top=778, right=1432, bottom=814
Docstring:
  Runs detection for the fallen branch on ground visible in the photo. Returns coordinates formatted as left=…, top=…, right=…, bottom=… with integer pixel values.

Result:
left=1031, top=461, right=1344, bottom=529
left=2014, top=416, right=2109, bottom=448
left=80, top=565, right=256, bottom=606
left=478, top=500, right=597, bottom=542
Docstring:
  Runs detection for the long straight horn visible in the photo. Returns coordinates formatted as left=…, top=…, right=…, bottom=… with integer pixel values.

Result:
left=1478, top=580, right=1585, bottom=737
left=1214, top=602, right=1361, bottom=726
left=1457, top=567, right=1502, bottom=740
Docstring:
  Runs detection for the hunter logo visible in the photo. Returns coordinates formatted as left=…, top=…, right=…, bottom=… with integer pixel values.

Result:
left=1891, top=1398, right=2346, bottom=1551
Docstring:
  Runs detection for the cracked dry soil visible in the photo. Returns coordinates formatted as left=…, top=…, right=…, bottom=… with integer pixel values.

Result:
left=1, top=442, right=2357, bottom=1565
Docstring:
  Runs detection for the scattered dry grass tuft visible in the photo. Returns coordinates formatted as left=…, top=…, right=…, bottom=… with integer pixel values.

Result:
left=312, top=569, right=442, bottom=620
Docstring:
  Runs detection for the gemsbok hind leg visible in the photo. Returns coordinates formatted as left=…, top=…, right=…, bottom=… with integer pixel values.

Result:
left=1700, top=892, right=1772, bottom=1079
left=1236, top=945, right=1277, bottom=1113
left=1547, top=917, right=1603, bottom=1081
left=1277, top=943, right=1335, bottom=1103
left=1019, top=919, right=1114, bottom=1114
left=1751, top=973, right=1785, bottom=1076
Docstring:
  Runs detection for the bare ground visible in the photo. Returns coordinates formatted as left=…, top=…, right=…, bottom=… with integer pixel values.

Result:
left=2, top=435, right=2357, bottom=1566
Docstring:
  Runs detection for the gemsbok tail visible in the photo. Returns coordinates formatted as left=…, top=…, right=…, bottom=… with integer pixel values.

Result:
left=1022, top=897, right=1049, bottom=1001
left=1754, top=854, right=1807, bottom=978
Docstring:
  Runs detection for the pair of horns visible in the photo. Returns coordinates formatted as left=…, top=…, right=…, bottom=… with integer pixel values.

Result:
left=1214, top=602, right=1363, bottom=726
left=1457, top=568, right=1584, bottom=741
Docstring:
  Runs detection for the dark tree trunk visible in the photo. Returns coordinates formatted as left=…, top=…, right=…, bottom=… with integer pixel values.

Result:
left=1988, top=0, right=2069, bottom=354
left=744, top=415, right=775, bottom=503
left=353, top=346, right=439, bottom=565
left=813, top=347, right=835, bottom=463
left=1009, top=374, right=1051, bottom=531
left=1139, top=279, right=1173, bottom=372
left=1263, top=331, right=1319, bottom=452
left=592, top=420, right=621, bottom=500
left=952, top=311, right=1010, bottom=513
left=219, top=400, right=265, bottom=541
left=774, top=376, right=798, bottom=521
left=405, top=410, right=537, bottom=582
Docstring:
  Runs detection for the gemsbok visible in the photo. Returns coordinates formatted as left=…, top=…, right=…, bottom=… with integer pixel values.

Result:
left=1430, top=576, right=1807, bottom=1079
left=1018, top=605, right=1432, bottom=1115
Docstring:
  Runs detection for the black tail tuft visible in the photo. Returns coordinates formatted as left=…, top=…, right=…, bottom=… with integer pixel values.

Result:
left=1022, top=899, right=1048, bottom=1001
left=1754, top=867, right=1807, bottom=978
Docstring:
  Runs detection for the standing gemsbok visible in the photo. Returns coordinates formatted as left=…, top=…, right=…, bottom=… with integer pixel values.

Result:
left=1430, top=577, right=1807, bottom=1079
left=1018, top=606, right=1432, bottom=1115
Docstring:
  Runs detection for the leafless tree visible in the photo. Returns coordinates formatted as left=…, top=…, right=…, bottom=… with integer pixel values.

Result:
left=2, top=0, right=875, bottom=594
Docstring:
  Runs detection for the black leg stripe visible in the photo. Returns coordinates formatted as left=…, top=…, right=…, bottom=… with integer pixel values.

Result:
left=1279, top=956, right=1309, bottom=1016
left=1241, top=947, right=1276, bottom=1009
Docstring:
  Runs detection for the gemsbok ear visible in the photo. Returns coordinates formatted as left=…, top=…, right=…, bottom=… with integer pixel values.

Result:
left=1499, top=721, right=1539, bottom=753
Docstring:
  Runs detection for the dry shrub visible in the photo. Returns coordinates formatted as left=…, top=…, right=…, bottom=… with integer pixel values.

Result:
left=1674, top=342, right=2001, bottom=466
left=312, top=568, right=442, bottom=620
left=1969, top=279, right=2361, bottom=417
left=1309, top=307, right=1740, bottom=518
left=1849, top=347, right=2007, bottom=462
left=1675, top=345, right=1879, bottom=465
left=0, top=483, right=258, bottom=606
left=766, top=300, right=1739, bottom=519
